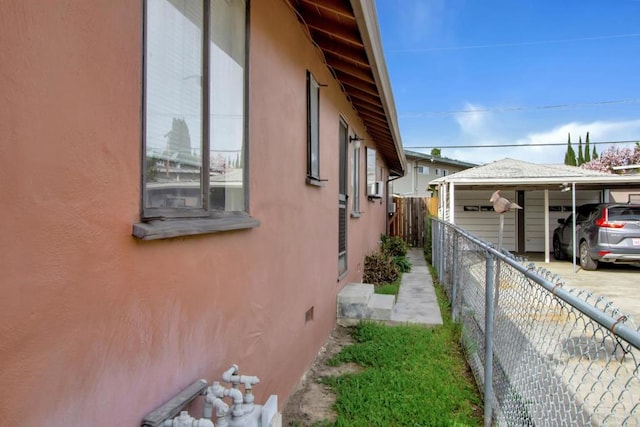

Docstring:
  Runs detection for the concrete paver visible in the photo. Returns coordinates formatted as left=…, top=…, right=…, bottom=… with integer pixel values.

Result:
left=391, top=248, right=443, bottom=325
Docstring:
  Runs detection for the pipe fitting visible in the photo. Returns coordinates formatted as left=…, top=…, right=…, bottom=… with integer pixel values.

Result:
left=204, top=388, right=230, bottom=419
left=210, top=382, right=241, bottom=403
left=163, top=411, right=214, bottom=427
left=221, top=364, right=239, bottom=383
left=221, top=364, right=260, bottom=389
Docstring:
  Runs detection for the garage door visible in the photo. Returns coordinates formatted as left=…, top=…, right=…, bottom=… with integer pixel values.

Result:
left=455, top=190, right=518, bottom=251
left=524, top=190, right=602, bottom=252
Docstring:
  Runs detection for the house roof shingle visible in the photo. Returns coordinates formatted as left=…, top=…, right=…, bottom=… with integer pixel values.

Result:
left=430, top=158, right=640, bottom=190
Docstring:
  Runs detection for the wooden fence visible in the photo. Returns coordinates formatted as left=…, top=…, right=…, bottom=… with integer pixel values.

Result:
left=388, top=196, right=437, bottom=247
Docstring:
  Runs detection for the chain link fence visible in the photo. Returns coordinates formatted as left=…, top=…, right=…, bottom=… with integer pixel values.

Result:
left=430, top=218, right=640, bottom=426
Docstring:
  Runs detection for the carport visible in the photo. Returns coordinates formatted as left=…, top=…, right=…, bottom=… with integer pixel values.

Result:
left=431, top=158, right=640, bottom=266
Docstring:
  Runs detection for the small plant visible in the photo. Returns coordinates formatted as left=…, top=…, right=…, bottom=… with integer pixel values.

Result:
left=363, top=251, right=399, bottom=285
left=375, top=281, right=399, bottom=297
left=380, top=234, right=408, bottom=257
left=392, top=255, right=412, bottom=273
left=424, top=216, right=433, bottom=261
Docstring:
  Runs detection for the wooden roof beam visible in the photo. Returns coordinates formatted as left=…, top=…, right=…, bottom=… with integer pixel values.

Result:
left=325, top=56, right=375, bottom=85
left=303, top=14, right=362, bottom=46
left=335, top=72, right=379, bottom=97
left=314, top=34, right=369, bottom=67
left=300, top=0, right=355, bottom=20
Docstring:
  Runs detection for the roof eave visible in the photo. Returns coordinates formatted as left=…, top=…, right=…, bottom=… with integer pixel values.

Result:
left=350, top=0, right=406, bottom=176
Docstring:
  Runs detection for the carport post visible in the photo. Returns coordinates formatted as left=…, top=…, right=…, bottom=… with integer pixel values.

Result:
left=544, top=189, right=550, bottom=263
left=484, top=250, right=495, bottom=427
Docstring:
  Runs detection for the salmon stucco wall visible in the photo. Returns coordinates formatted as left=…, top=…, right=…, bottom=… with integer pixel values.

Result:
left=0, top=0, right=391, bottom=425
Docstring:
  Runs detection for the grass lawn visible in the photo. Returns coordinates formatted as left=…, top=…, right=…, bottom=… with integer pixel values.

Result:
left=318, top=269, right=483, bottom=426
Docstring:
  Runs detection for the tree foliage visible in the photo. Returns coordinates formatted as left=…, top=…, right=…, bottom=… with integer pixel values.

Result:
left=581, top=144, right=640, bottom=173
left=430, top=148, right=442, bottom=157
left=584, top=132, right=591, bottom=163
left=577, top=136, right=584, bottom=165
left=564, top=133, right=577, bottom=166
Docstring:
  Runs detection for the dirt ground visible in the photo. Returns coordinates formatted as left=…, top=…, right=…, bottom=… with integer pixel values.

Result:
left=281, top=325, right=361, bottom=426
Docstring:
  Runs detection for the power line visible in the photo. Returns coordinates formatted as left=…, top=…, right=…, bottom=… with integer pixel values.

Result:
left=400, top=98, right=640, bottom=117
left=389, top=32, right=640, bottom=53
left=406, top=140, right=640, bottom=150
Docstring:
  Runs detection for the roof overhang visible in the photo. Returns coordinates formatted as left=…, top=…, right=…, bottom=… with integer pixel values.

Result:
left=285, top=0, right=406, bottom=176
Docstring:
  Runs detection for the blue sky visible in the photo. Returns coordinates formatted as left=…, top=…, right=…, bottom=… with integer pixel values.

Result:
left=375, top=0, right=640, bottom=164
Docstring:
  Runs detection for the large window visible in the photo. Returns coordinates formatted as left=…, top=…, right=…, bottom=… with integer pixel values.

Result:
left=307, top=71, right=321, bottom=185
left=142, top=0, right=247, bottom=219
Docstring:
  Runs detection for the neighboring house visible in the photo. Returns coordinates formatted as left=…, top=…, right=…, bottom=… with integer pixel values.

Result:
left=392, top=150, right=475, bottom=197
left=431, top=158, right=640, bottom=258
left=0, top=1, right=405, bottom=425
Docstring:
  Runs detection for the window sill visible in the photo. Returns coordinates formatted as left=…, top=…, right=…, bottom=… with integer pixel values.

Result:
left=306, top=177, right=326, bottom=187
left=337, top=270, right=349, bottom=282
left=132, top=215, right=260, bottom=240
left=350, top=211, right=362, bottom=218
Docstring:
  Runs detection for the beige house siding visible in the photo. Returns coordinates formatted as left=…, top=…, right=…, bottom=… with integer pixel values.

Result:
left=392, top=153, right=475, bottom=197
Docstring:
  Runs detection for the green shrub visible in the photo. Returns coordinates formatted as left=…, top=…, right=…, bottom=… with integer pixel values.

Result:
left=363, top=251, right=399, bottom=285
left=380, top=234, right=408, bottom=257
left=424, top=216, right=433, bottom=261
left=393, top=255, right=412, bottom=273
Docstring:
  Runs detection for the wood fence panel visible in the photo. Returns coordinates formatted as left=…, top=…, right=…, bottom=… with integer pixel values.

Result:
left=388, top=196, right=430, bottom=247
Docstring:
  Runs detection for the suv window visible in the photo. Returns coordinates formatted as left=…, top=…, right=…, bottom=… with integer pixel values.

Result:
left=608, top=206, right=640, bottom=221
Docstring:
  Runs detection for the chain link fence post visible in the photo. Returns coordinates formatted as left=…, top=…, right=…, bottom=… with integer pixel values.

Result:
left=438, top=220, right=445, bottom=284
left=484, top=249, right=495, bottom=427
left=451, top=233, right=459, bottom=321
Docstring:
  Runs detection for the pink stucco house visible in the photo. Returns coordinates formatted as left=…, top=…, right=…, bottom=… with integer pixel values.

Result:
left=0, top=0, right=405, bottom=425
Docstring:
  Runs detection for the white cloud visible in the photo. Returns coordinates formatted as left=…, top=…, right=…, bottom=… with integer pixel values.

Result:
left=454, top=103, right=493, bottom=136
left=446, top=118, right=640, bottom=165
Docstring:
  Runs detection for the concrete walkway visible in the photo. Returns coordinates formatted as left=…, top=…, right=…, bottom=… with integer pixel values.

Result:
left=390, top=248, right=443, bottom=326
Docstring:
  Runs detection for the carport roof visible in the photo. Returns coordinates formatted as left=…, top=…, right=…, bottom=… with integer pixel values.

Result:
left=430, top=158, right=640, bottom=191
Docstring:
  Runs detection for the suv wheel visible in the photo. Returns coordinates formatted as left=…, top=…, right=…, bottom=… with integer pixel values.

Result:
left=553, top=237, right=565, bottom=260
left=579, top=241, right=598, bottom=271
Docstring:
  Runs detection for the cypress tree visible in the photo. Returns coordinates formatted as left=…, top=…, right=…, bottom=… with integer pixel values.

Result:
left=592, top=145, right=598, bottom=160
left=565, top=133, right=577, bottom=166
left=584, top=132, right=591, bottom=163
left=577, top=136, right=584, bottom=165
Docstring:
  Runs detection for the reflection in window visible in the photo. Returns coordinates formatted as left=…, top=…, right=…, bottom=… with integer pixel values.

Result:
left=366, top=147, right=376, bottom=186
left=143, top=0, right=246, bottom=215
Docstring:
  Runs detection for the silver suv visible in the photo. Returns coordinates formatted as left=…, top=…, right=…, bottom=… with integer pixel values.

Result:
left=552, top=203, right=640, bottom=270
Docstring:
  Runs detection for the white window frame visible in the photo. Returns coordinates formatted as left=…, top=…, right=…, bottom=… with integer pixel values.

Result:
left=417, top=165, right=429, bottom=175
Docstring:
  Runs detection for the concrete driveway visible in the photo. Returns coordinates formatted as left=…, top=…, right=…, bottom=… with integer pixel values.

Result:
left=530, top=254, right=640, bottom=325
